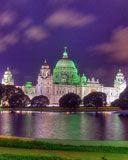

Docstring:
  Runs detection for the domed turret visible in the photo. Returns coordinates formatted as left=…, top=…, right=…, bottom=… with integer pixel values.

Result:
left=55, top=47, right=76, bottom=68
left=53, top=47, right=81, bottom=85
left=2, top=67, right=14, bottom=85
left=81, top=74, right=87, bottom=85
left=114, top=69, right=126, bottom=92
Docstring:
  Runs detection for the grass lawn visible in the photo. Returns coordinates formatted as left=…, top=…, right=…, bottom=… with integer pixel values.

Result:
left=37, top=139, right=128, bottom=147
left=0, top=136, right=128, bottom=159
left=0, top=147, right=128, bottom=160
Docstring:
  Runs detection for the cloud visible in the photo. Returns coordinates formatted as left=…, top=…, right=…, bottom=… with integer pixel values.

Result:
left=0, top=32, right=18, bottom=52
left=0, top=11, right=16, bottom=26
left=45, top=9, right=96, bottom=28
left=24, top=26, right=49, bottom=41
left=0, top=22, right=49, bottom=52
left=93, top=27, right=128, bottom=63
left=18, top=18, right=33, bottom=30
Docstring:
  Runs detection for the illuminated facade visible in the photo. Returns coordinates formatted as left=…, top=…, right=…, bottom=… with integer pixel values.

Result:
left=2, top=67, right=14, bottom=85
left=2, top=48, right=127, bottom=105
left=36, top=48, right=126, bottom=105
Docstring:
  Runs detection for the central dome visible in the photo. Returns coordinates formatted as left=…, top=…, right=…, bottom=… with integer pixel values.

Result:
left=53, top=47, right=81, bottom=85
left=55, top=47, right=76, bottom=69
left=56, top=59, right=76, bottom=68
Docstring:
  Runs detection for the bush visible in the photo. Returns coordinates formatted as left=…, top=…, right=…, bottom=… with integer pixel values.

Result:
left=31, top=95, right=49, bottom=107
left=83, top=92, right=107, bottom=107
left=111, top=87, right=128, bottom=109
left=59, top=93, right=81, bottom=109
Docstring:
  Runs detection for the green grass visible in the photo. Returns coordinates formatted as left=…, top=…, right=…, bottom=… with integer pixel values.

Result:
left=0, top=137, right=127, bottom=159
left=0, top=147, right=127, bottom=160
left=37, top=139, right=128, bottom=147
left=0, top=154, right=63, bottom=160
left=1, top=136, right=128, bottom=154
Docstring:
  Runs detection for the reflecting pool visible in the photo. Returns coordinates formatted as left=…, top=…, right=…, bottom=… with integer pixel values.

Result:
left=0, top=111, right=128, bottom=140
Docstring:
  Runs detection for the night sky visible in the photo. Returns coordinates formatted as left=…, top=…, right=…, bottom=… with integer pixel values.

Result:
left=0, top=0, right=128, bottom=86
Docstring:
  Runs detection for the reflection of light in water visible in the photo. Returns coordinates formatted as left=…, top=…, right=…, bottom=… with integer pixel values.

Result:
left=0, top=112, right=127, bottom=140
left=23, top=113, right=33, bottom=137
left=102, top=112, right=112, bottom=118
left=105, top=114, right=124, bottom=140
left=0, top=112, right=12, bottom=136
left=33, top=112, right=57, bottom=138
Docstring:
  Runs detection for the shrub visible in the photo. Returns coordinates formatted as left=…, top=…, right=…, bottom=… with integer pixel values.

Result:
left=83, top=92, right=107, bottom=107
left=31, top=95, right=49, bottom=107
left=59, top=93, right=81, bottom=109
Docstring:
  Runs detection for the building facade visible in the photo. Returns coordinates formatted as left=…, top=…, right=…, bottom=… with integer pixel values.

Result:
left=36, top=48, right=126, bottom=105
left=2, top=48, right=127, bottom=105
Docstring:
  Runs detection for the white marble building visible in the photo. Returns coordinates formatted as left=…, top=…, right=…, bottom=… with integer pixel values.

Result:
left=2, top=48, right=127, bottom=105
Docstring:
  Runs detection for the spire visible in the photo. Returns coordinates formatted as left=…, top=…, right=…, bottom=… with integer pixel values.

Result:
left=7, top=67, right=10, bottom=71
left=43, top=59, right=48, bottom=66
left=117, top=69, right=123, bottom=76
left=44, top=59, right=47, bottom=64
left=119, top=69, right=121, bottom=72
left=63, top=46, right=68, bottom=59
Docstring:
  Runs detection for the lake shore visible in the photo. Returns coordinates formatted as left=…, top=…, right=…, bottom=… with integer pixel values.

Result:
left=0, top=136, right=127, bottom=160
left=0, top=106, right=120, bottom=112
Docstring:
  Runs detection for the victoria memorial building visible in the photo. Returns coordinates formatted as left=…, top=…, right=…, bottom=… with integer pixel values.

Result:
left=1, top=47, right=127, bottom=105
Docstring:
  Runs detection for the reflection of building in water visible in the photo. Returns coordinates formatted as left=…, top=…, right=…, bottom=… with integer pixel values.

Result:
left=1, top=48, right=127, bottom=105
left=33, top=112, right=57, bottom=138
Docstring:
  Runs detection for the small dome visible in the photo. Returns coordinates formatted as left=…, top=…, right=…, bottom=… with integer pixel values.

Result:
left=25, top=82, right=33, bottom=87
left=81, top=74, right=87, bottom=85
left=5, top=67, right=11, bottom=74
left=117, top=69, right=123, bottom=76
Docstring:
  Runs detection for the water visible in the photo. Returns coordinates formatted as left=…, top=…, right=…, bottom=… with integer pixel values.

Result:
left=0, top=111, right=128, bottom=140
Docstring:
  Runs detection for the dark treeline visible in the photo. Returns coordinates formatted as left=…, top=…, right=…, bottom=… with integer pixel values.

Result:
left=111, top=87, right=128, bottom=109
left=0, top=83, right=128, bottom=109
left=0, top=84, right=49, bottom=108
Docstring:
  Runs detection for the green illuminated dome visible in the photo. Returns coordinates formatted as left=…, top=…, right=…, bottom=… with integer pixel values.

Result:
left=56, top=59, right=76, bottom=68
left=25, top=82, right=33, bottom=87
left=53, top=47, right=81, bottom=85
left=81, top=74, right=87, bottom=85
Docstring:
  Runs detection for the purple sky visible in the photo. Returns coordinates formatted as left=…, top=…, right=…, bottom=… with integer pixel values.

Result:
left=0, top=0, right=128, bottom=86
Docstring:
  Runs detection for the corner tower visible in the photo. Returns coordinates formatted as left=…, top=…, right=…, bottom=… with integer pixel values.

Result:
left=36, top=60, right=52, bottom=98
left=2, top=67, right=14, bottom=85
left=53, top=47, right=81, bottom=85
left=114, top=69, right=126, bottom=94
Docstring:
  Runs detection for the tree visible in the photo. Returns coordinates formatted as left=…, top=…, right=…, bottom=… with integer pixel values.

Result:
left=111, top=87, right=128, bottom=109
left=111, top=99, right=121, bottom=107
left=31, top=95, right=49, bottom=107
left=0, top=85, right=26, bottom=107
left=0, top=84, right=5, bottom=105
left=9, top=94, right=30, bottom=108
left=59, top=93, right=81, bottom=109
left=83, top=92, right=107, bottom=107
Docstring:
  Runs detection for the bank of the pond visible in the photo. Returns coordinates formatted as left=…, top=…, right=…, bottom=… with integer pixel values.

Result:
left=0, top=106, right=119, bottom=112
left=0, top=136, right=128, bottom=154
left=0, top=136, right=128, bottom=160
